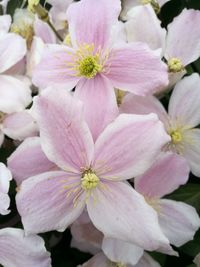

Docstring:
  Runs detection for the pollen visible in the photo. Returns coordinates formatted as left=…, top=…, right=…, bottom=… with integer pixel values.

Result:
left=168, top=58, right=184, bottom=73
left=170, top=130, right=182, bottom=144
left=70, top=44, right=108, bottom=79
left=141, top=0, right=160, bottom=14
left=81, top=170, right=100, bottom=191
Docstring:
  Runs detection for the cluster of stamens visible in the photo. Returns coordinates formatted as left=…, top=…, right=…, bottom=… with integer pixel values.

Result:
left=141, top=0, right=160, bottom=13
left=168, top=57, right=184, bottom=73
left=81, top=169, right=100, bottom=191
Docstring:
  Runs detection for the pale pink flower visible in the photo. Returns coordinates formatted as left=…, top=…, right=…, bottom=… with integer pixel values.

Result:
left=125, top=8, right=200, bottom=88
left=120, top=73, right=200, bottom=176
left=0, top=163, right=12, bottom=215
left=33, top=0, right=168, bottom=139
left=16, top=87, right=172, bottom=252
left=135, top=152, right=200, bottom=246
left=0, top=228, right=51, bottom=267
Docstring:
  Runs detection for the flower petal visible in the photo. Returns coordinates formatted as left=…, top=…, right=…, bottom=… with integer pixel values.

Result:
left=0, top=33, right=26, bottom=73
left=102, top=237, right=143, bottom=265
left=87, top=181, right=172, bottom=252
left=34, top=17, right=56, bottom=44
left=158, top=199, right=200, bottom=246
left=135, top=152, right=190, bottom=198
left=0, top=15, right=11, bottom=35
left=67, top=0, right=121, bottom=49
left=120, top=93, right=168, bottom=125
left=0, top=228, right=51, bottom=267
left=0, top=75, right=32, bottom=113
left=93, top=113, right=170, bottom=180
left=125, top=5, right=166, bottom=52
left=16, top=171, right=85, bottom=234
left=81, top=253, right=109, bottom=267
left=134, top=252, right=161, bottom=267
left=182, top=128, right=200, bottom=177
left=7, top=137, right=57, bottom=185
left=165, top=9, right=200, bottom=65
left=104, top=43, right=168, bottom=95
left=32, top=44, right=79, bottom=89
left=168, top=73, right=200, bottom=128
left=33, top=88, right=94, bottom=173
left=74, top=75, right=118, bottom=141
left=2, top=110, right=38, bottom=141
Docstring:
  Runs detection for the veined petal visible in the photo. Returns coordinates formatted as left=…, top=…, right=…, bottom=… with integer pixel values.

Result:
left=104, top=43, right=168, bottom=96
left=7, top=137, right=57, bottom=185
left=158, top=199, right=200, bottom=246
left=135, top=153, right=189, bottom=198
left=32, top=44, right=79, bottom=89
left=93, top=113, right=170, bottom=180
left=165, top=9, right=200, bottom=66
left=126, top=5, right=166, bottom=52
left=67, top=0, right=121, bottom=49
left=0, top=228, right=51, bottom=267
left=34, top=17, right=56, bottom=44
left=0, top=33, right=26, bottom=73
left=74, top=75, right=118, bottom=141
left=102, top=237, right=143, bottom=265
left=16, top=171, right=85, bottom=234
left=168, top=74, right=200, bottom=128
left=0, top=75, right=32, bottom=113
left=33, top=88, right=94, bottom=173
left=87, top=181, right=172, bottom=251
left=182, top=128, right=200, bottom=177
left=120, top=93, right=169, bottom=126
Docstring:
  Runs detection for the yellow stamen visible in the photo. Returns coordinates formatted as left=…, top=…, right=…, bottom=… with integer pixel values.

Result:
left=64, top=34, right=72, bottom=47
left=141, top=0, right=160, bottom=14
left=0, top=112, right=6, bottom=124
left=170, top=130, right=182, bottom=144
left=168, top=58, right=184, bottom=73
left=115, top=89, right=126, bottom=106
left=68, top=44, right=108, bottom=79
left=81, top=170, right=99, bottom=191
left=11, top=24, right=34, bottom=49
left=145, top=197, right=161, bottom=213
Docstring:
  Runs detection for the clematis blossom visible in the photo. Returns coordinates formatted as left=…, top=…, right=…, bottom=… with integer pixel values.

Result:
left=135, top=152, right=200, bottom=246
left=0, top=228, right=51, bottom=267
left=120, top=73, right=200, bottom=176
left=0, top=163, right=12, bottom=215
left=33, top=0, right=168, bottom=139
left=16, top=87, right=172, bottom=252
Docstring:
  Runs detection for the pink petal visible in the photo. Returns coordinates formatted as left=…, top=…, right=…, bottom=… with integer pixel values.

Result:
left=34, top=17, right=56, bottom=44
left=0, top=33, right=26, bottom=73
left=2, top=110, right=38, bottom=141
left=0, top=163, right=12, bottom=215
left=104, top=43, right=168, bottom=96
left=135, top=153, right=190, bottom=198
left=16, top=171, right=85, bottom=234
left=81, top=253, right=109, bottom=267
left=168, top=73, right=200, bottom=128
left=0, top=193, right=10, bottom=215
left=93, top=113, right=170, bottom=180
left=0, top=75, right=32, bottom=113
left=33, top=87, right=94, bottom=173
left=87, top=181, right=172, bottom=252
left=74, top=75, right=118, bottom=141
left=120, top=93, right=169, bottom=126
left=32, top=44, right=79, bottom=89
left=165, top=9, right=200, bottom=65
left=102, top=237, right=143, bottom=265
left=0, top=228, right=51, bottom=267
left=182, top=128, right=200, bottom=177
left=158, top=199, right=200, bottom=246
left=67, top=0, right=121, bottom=49
left=125, top=5, right=166, bottom=52
left=0, top=15, right=11, bottom=34
left=7, top=137, right=57, bottom=185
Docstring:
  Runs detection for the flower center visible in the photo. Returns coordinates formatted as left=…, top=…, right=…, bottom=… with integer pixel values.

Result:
left=72, top=44, right=108, bottom=79
left=141, top=0, right=160, bottom=14
left=168, top=58, right=184, bottom=73
left=170, top=130, right=182, bottom=144
left=81, top=170, right=100, bottom=191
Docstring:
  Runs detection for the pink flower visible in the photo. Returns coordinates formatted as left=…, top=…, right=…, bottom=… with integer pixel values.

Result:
left=135, top=152, right=200, bottom=246
left=33, top=0, right=168, bottom=139
left=16, top=87, right=172, bottom=252
left=120, top=73, right=200, bottom=176
left=0, top=228, right=51, bottom=267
